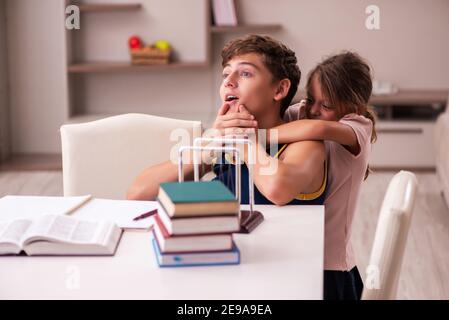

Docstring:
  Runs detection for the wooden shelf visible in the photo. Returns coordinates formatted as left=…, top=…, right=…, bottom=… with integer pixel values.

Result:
left=78, top=3, right=142, bottom=13
left=210, top=24, right=282, bottom=33
left=68, top=61, right=208, bottom=73
left=370, top=89, right=449, bottom=105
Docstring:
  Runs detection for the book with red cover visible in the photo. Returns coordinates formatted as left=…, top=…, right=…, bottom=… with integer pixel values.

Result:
left=153, top=214, right=233, bottom=253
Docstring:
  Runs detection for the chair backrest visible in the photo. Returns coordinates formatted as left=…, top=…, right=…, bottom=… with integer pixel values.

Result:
left=362, top=170, right=418, bottom=300
left=60, top=113, right=202, bottom=199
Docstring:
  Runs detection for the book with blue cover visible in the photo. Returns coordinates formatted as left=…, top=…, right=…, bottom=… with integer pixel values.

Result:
left=157, top=181, right=239, bottom=217
left=151, top=235, right=240, bottom=267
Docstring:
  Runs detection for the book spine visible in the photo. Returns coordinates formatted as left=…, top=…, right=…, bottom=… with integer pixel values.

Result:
left=212, top=0, right=238, bottom=26
left=227, top=0, right=238, bottom=26
left=155, top=214, right=235, bottom=238
left=157, top=198, right=237, bottom=219
left=152, top=231, right=234, bottom=254
left=211, top=0, right=221, bottom=25
left=156, top=200, right=240, bottom=236
left=152, top=238, right=240, bottom=267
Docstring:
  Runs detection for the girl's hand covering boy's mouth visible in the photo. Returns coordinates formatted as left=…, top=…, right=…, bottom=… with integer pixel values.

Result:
left=212, top=102, right=258, bottom=134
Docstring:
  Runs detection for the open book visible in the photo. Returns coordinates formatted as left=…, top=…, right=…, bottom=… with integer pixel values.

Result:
left=0, top=195, right=159, bottom=230
left=0, top=214, right=122, bottom=256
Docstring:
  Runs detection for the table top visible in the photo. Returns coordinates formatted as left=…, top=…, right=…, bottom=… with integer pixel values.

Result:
left=0, top=204, right=324, bottom=300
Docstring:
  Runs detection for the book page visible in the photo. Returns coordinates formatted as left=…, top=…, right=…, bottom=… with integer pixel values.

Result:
left=22, top=215, right=106, bottom=246
left=0, top=195, right=92, bottom=221
left=0, top=221, right=9, bottom=237
left=73, top=198, right=158, bottom=229
left=0, top=219, right=33, bottom=247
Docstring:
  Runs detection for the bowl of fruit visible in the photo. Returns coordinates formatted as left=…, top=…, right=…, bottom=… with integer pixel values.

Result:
left=128, top=35, right=172, bottom=65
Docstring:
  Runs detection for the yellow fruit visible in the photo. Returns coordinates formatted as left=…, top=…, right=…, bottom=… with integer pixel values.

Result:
left=154, top=40, right=171, bottom=51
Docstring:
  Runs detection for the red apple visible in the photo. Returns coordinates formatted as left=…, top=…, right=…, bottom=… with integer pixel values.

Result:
left=128, top=36, right=142, bottom=49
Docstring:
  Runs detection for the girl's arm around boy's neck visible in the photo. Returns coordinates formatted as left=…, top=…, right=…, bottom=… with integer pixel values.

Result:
left=267, top=119, right=360, bottom=156
left=243, top=138, right=325, bottom=205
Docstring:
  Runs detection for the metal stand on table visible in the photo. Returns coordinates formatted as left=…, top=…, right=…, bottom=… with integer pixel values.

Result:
left=178, top=139, right=264, bottom=234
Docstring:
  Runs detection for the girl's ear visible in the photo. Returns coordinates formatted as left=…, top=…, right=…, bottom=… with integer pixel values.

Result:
left=273, top=79, right=291, bottom=102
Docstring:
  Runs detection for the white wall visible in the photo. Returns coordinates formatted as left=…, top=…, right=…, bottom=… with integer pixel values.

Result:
left=235, top=0, right=449, bottom=89
left=76, top=0, right=214, bottom=123
left=6, top=0, right=449, bottom=153
left=6, top=0, right=69, bottom=153
left=0, top=0, right=10, bottom=161
left=83, top=0, right=449, bottom=124
left=74, top=0, right=207, bottom=63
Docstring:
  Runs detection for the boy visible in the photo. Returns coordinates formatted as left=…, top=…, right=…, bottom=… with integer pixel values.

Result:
left=127, top=35, right=327, bottom=206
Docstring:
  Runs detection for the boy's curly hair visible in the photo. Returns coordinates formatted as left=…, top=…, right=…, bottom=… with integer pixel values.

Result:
left=221, top=34, right=301, bottom=117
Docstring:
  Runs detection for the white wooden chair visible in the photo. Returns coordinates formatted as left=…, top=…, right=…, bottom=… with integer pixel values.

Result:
left=362, top=170, right=418, bottom=300
left=60, top=113, right=202, bottom=199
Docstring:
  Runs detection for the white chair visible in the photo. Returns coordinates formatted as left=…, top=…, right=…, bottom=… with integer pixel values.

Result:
left=60, top=113, right=202, bottom=199
left=362, top=170, right=418, bottom=300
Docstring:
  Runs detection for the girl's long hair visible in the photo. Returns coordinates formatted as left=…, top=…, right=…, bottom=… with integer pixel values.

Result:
left=306, top=51, right=377, bottom=180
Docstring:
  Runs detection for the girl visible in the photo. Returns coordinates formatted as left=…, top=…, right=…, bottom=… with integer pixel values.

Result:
left=275, top=51, right=376, bottom=300
left=219, top=51, right=376, bottom=300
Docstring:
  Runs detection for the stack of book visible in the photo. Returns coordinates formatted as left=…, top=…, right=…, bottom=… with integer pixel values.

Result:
left=152, top=181, right=241, bottom=267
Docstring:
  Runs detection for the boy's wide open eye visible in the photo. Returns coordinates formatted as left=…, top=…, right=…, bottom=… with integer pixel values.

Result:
left=222, top=67, right=232, bottom=79
left=240, top=71, right=252, bottom=78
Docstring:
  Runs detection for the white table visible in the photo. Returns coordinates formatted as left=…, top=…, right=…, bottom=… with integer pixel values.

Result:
left=0, top=205, right=324, bottom=300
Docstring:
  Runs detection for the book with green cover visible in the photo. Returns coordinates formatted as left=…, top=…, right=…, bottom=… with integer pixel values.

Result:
left=157, top=181, right=239, bottom=217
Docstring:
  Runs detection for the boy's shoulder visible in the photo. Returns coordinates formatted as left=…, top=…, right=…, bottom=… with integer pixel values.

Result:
left=282, top=139, right=325, bottom=162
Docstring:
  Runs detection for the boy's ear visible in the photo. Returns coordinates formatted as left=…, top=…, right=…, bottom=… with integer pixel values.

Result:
left=273, top=79, right=291, bottom=102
